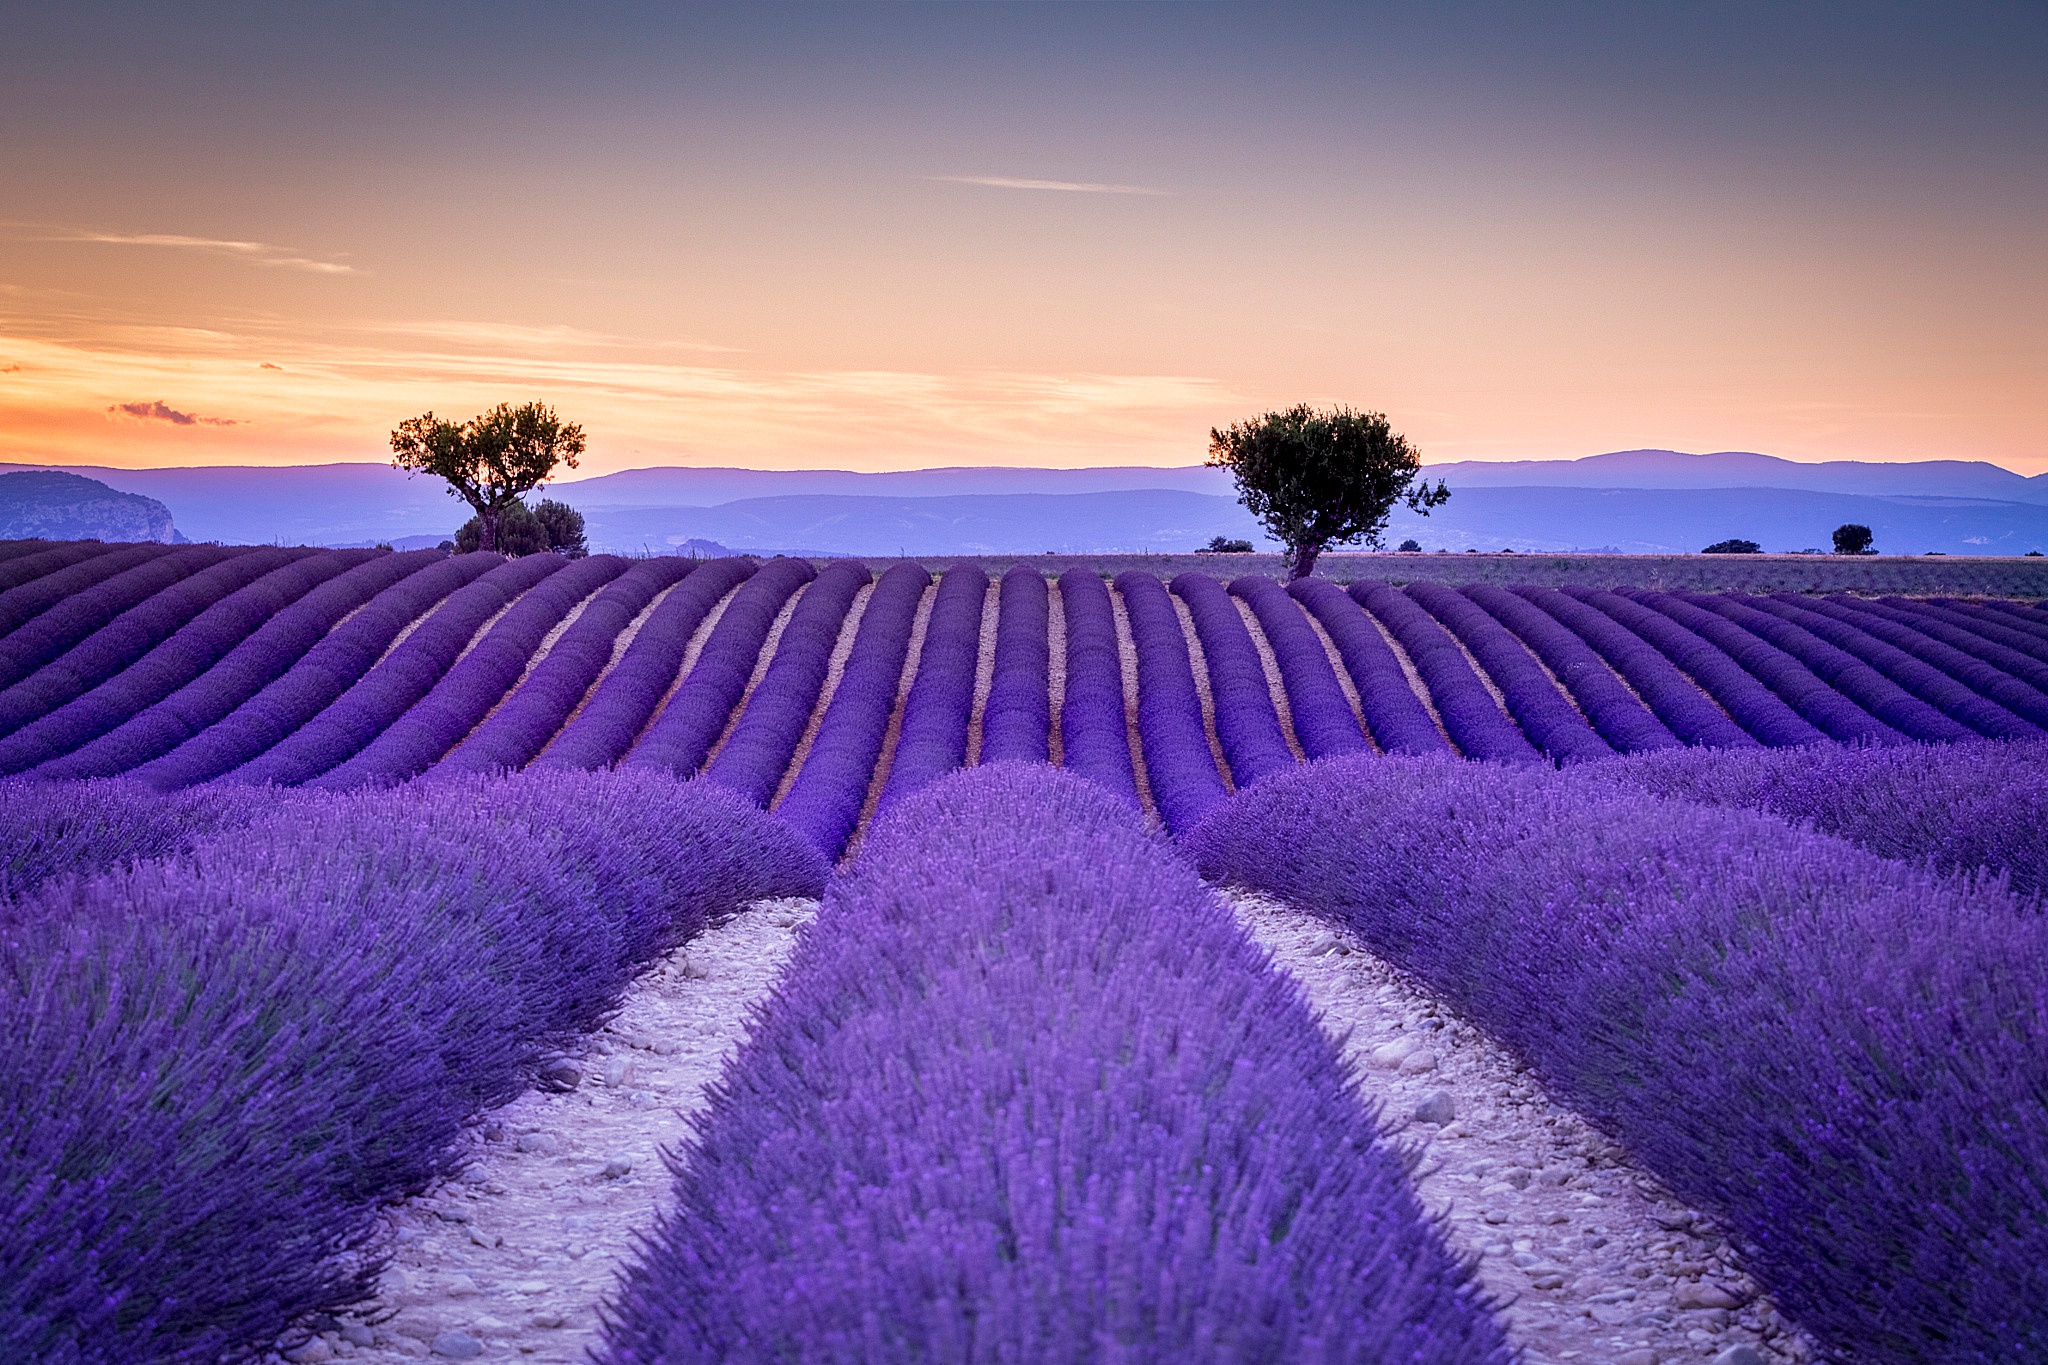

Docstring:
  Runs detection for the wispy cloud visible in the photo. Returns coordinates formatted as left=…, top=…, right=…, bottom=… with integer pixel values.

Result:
left=363, top=319, right=743, bottom=354
left=106, top=399, right=240, bottom=427
left=5, top=222, right=355, bottom=274
left=930, top=175, right=1169, bottom=196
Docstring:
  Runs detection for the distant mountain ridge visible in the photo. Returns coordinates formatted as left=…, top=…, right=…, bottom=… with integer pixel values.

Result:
left=0, top=471, right=180, bottom=543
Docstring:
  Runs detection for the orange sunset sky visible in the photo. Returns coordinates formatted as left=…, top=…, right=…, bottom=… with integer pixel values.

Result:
left=2, top=3, right=2043, bottom=477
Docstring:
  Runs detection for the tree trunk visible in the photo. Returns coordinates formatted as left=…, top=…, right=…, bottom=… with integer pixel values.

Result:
left=477, top=508, right=497, bottom=554
left=1287, top=539, right=1323, bottom=581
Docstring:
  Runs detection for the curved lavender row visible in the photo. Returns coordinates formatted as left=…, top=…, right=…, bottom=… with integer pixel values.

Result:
left=1228, top=576, right=1368, bottom=760
left=1115, top=571, right=1229, bottom=832
left=875, top=562, right=989, bottom=808
left=1830, top=595, right=2048, bottom=698
left=1620, top=589, right=1904, bottom=745
left=1055, top=568, right=1140, bottom=806
left=1981, top=598, right=2048, bottom=634
left=1585, top=737, right=2048, bottom=898
left=126, top=554, right=496, bottom=790
left=702, top=559, right=871, bottom=804
left=0, top=540, right=48, bottom=564
left=0, top=544, right=242, bottom=690
left=0, top=542, right=173, bottom=634
left=773, top=562, right=930, bottom=859
left=601, top=764, right=1512, bottom=1365
left=218, top=555, right=566, bottom=788
left=1558, top=587, right=1828, bottom=748
left=1905, top=597, right=2048, bottom=664
left=1, top=770, right=824, bottom=1364
left=1286, top=577, right=1447, bottom=754
left=978, top=566, right=1051, bottom=764
left=623, top=557, right=817, bottom=777
left=1349, top=580, right=1540, bottom=763
left=1461, top=584, right=1682, bottom=753
left=1405, top=581, right=1612, bottom=764
left=0, top=777, right=253, bottom=902
left=1187, top=755, right=2048, bottom=1362
left=311, top=556, right=632, bottom=791
left=536, top=557, right=758, bottom=771
left=0, top=546, right=304, bottom=735
left=1169, top=572, right=1297, bottom=787
left=437, top=558, right=698, bottom=777
left=0, top=551, right=369, bottom=775
left=1742, top=594, right=2042, bottom=737
left=1673, top=591, right=1975, bottom=743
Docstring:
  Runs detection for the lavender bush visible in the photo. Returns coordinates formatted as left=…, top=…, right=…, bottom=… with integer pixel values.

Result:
left=0, top=546, right=243, bottom=689
left=0, top=550, right=366, bottom=775
left=876, top=562, right=988, bottom=808
left=626, top=557, right=818, bottom=777
left=0, top=770, right=824, bottom=1364
left=1055, top=567, right=1139, bottom=805
left=0, top=542, right=175, bottom=636
left=979, top=566, right=1051, bottom=764
left=1228, top=575, right=1367, bottom=760
left=774, top=562, right=930, bottom=858
left=703, top=559, right=871, bottom=804
left=437, top=557, right=697, bottom=776
left=601, top=763, right=1512, bottom=1365
left=1830, top=595, right=2048, bottom=702
left=1904, top=597, right=2048, bottom=663
left=1404, top=581, right=1611, bottom=763
left=536, top=556, right=757, bottom=770
left=128, top=553, right=499, bottom=789
left=1286, top=577, right=1447, bottom=754
left=1115, top=571, right=1228, bottom=832
left=1348, top=581, right=1540, bottom=762
left=1187, top=755, right=2048, bottom=1360
left=1171, top=572, right=1297, bottom=786
left=1460, top=584, right=1681, bottom=752
left=0, top=777, right=251, bottom=901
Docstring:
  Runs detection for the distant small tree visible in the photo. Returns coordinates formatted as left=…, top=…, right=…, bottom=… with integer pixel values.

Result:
left=1702, top=538, right=1761, bottom=554
left=1201, top=536, right=1255, bottom=554
left=1832, top=523, right=1875, bottom=555
left=533, top=499, right=588, bottom=558
left=391, top=401, right=584, bottom=554
left=1397, top=538, right=1422, bottom=552
left=1207, top=404, right=1448, bottom=580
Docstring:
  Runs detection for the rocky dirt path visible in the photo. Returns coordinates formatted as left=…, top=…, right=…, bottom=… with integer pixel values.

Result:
left=1231, top=890, right=1815, bottom=1365
left=275, top=898, right=819, bottom=1364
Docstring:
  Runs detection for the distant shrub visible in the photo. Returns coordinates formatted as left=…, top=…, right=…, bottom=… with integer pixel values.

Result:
left=1833, top=523, right=1876, bottom=555
left=1702, top=538, right=1761, bottom=554
left=532, top=499, right=588, bottom=558
left=1200, top=535, right=1254, bottom=553
left=1397, top=538, right=1422, bottom=552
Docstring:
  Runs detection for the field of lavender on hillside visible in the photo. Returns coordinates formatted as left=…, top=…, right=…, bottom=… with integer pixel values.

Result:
left=2, top=532, right=2045, bottom=1363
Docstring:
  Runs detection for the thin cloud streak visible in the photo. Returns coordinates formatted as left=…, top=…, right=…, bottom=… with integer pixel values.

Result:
left=4, top=223, right=355, bottom=274
left=930, top=176, right=1170, bottom=196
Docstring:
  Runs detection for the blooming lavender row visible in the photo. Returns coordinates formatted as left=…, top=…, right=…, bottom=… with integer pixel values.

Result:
left=703, top=559, right=871, bottom=804
left=127, top=553, right=500, bottom=789
left=1171, top=572, right=1297, bottom=786
left=1983, top=597, right=2048, bottom=630
left=1618, top=588, right=1898, bottom=744
left=217, top=555, right=566, bottom=787
left=1349, top=581, right=1540, bottom=763
left=1557, top=586, right=1826, bottom=746
left=1833, top=595, right=2048, bottom=702
left=436, top=557, right=700, bottom=776
left=536, top=556, right=758, bottom=771
left=1228, top=575, right=1369, bottom=760
left=1187, top=755, right=2048, bottom=1360
left=0, top=776, right=253, bottom=901
left=979, top=565, right=1051, bottom=764
left=0, top=542, right=176, bottom=635
left=1901, top=596, right=2048, bottom=666
left=1671, top=590, right=1974, bottom=743
left=0, top=544, right=248, bottom=691
left=876, top=562, right=989, bottom=808
left=1459, top=584, right=1683, bottom=752
left=1585, top=736, right=2048, bottom=898
left=0, top=550, right=371, bottom=775
left=313, top=555, right=633, bottom=790
left=1286, top=577, right=1447, bottom=754
left=624, top=556, right=818, bottom=777
left=0, top=770, right=824, bottom=1364
left=1737, top=593, right=2043, bottom=737
left=1116, top=570, right=1228, bottom=832
left=1055, top=567, right=1140, bottom=805
left=0, top=540, right=127, bottom=588
left=1404, top=580, right=1612, bottom=763
left=601, top=764, right=1514, bottom=1365
left=774, top=562, right=931, bottom=858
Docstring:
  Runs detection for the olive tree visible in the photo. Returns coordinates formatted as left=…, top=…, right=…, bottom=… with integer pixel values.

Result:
left=1207, top=405, right=1448, bottom=580
left=390, top=401, right=585, bottom=554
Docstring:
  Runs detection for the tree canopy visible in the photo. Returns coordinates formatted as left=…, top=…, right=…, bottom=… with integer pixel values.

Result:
left=1206, top=405, right=1447, bottom=580
left=453, top=498, right=587, bottom=557
left=1832, top=523, right=1876, bottom=555
left=1703, top=538, right=1762, bottom=554
left=391, top=402, right=585, bottom=554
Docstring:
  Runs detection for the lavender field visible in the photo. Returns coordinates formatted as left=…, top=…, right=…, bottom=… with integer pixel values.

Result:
left=3, top=534, right=2046, bottom=1363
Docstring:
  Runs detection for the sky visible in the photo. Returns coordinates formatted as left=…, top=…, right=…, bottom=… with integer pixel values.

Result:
left=1, top=1, right=2043, bottom=477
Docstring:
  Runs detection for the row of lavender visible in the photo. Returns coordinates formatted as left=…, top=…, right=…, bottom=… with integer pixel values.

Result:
left=4, top=539, right=2048, bottom=851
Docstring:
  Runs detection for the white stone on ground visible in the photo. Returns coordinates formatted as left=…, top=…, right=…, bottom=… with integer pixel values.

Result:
left=1230, top=890, right=1816, bottom=1365
left=276, top=897, right=818, bottom=1364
